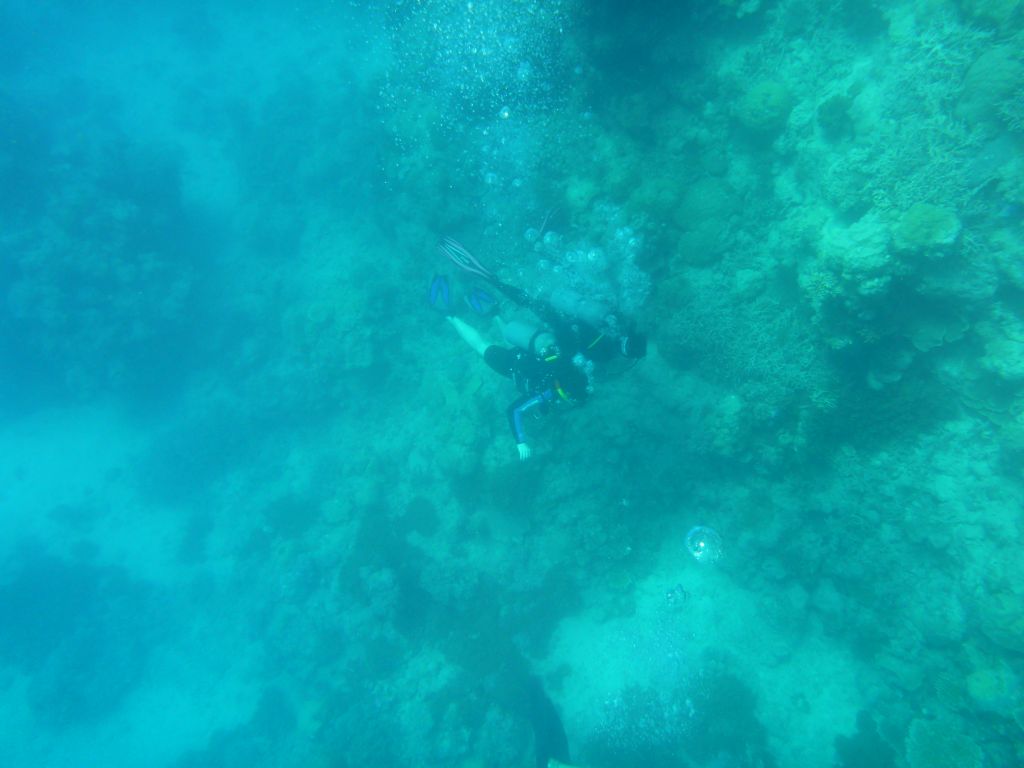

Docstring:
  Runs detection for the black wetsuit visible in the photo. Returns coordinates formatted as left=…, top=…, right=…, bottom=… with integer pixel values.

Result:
left=548, top=314, right=622, bottom=362
left=483, top=345, right=587, bottom=445
left=483, top=280, right=635, bottom=446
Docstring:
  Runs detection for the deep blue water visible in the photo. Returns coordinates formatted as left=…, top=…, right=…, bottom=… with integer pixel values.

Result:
left=2, top=1, right=1023, bottom=766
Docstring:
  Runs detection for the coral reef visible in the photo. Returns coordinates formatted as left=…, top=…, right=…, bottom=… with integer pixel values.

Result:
left=6, top=2, right=1024, bottom=768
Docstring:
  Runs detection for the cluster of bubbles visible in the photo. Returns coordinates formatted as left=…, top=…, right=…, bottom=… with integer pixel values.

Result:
left=378, top=1, right=654, bottom=330
left=572, top=352, right=597, bottom=394
left=381, top=0, right=578, bottom=127
left=589, top=684, right=695, bottom=766
left=379, top=0, right=588, bottom=238
left=508, top=202, right=651, bottom=320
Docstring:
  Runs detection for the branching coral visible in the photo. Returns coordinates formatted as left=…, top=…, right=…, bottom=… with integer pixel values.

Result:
left=813, top=14, right=991, bottom=214
left=998, top=86, right=1024, bottom=131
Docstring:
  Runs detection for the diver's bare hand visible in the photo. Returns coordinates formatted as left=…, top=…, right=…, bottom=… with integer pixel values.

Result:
left=517, top=442, right=532, bottom=461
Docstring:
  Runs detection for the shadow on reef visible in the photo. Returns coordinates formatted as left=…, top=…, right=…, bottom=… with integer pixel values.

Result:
left=172, top=687, right=300, bottom=768
left=0, top=543, right=164, bottom=727
left=253, top=491, right=585, bottom=766
left=336, top=497, right=584, bottom=659
left=834, top=710, right=896, bottom=768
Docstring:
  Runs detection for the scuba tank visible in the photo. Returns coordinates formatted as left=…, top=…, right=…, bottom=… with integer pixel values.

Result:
left=502, top=320, right=557, bottom=357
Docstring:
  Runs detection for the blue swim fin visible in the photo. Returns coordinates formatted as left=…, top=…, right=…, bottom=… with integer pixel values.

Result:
left=429, top=274, right=451, bottom=312
left=465, top=286, right=498, bottom=316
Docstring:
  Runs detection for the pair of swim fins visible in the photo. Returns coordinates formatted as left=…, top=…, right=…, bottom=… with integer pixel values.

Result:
left=429, top=274, right=497, bottom=316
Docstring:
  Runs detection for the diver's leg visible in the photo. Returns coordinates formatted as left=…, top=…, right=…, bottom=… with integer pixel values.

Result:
left=447, top=316, right=490, bottom=357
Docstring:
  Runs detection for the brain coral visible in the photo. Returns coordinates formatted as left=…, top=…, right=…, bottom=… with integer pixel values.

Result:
left=891, top=203, right=961, bottom=252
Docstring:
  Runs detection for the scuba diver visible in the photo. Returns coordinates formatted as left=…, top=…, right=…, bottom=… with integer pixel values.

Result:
left=430, top=237, right=647, bottom=461
left=440, top=237, right=647, bottom=363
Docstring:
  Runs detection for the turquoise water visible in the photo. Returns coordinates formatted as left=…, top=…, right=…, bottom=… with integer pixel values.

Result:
left=2, top=1, right=1022, bottom=766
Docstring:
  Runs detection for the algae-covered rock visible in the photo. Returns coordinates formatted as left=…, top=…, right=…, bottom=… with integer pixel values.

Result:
left=958, top=45, right=1024, bottom=128
left=818, top=210, right=893, bottom=296
left=710, top=393, right=746, bottom=456
left=906, top=313, right=969, bottom=352
left=914, top=588, right=967, bottom=645
left=980, top=588, right=1024, bottom=652
left=905, top=718, right=982, bottom=768
left=799, top=210, right=902, bottom=348
left=674, top=225, right=730, bottom=266
left=915, top=256, right=999, bottom=302
left=565, top=175, right=599, bottom=215
left=959, top=0, right=1022, bottom=26
left=676, top=176, right=737, bottom=225
left=734, top=268, right=766, bottom=300
left=977, top=306, right=1024, bottom=381
left=630, top=171, right=686, bottom=222
left=967, top=660, right=1019, bottom=715
left=734, top=80, right=796, bottom=135
left=672, top=176, right=738, bottom=265
left=891, top=203, right=961, bottom=252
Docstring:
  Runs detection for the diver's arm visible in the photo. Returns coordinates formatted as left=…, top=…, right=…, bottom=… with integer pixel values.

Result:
left=506, top=390, right=555, bottom=460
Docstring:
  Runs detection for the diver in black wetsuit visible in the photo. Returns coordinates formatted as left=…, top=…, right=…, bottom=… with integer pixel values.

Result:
left=433, top=237, right=646, bottom=462
left=445, top=314, right=589, bottom=461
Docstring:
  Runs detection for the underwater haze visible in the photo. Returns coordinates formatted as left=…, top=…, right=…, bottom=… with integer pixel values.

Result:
left=2, top=0, right=1023, bottom=766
